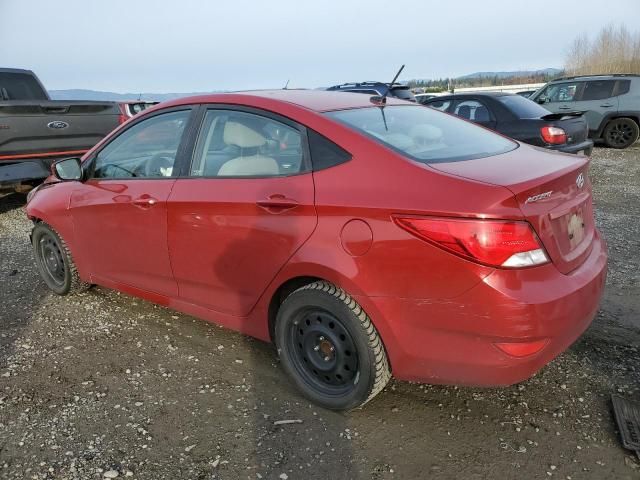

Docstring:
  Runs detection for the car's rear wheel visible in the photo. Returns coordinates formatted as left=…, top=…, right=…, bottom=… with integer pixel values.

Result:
left=603, top=117, right=639, bottom=149
left=32, top=223, right=90, bottom=295
left=275, top=281, right=391, bottom=410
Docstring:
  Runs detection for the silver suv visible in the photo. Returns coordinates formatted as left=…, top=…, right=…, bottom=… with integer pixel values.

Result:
left=530, top=74, right=640, bottom=149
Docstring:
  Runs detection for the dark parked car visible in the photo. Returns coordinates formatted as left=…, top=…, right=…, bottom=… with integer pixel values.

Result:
left=529, top=74, right=640, bottom=149
left=424, top=92, right=593, bottom=155
left=0, top=68, right=123, bottom=195
left=27, top=90, right=606, bottom=410
left=327, top=81, right=416, bottom=101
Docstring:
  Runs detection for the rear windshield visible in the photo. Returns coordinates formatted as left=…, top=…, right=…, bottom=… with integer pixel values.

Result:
left=497, top=94, right=551, bottom=118
left=326, top=105, right=517, bottom=163
left=0, top=72, right=48, bottom=101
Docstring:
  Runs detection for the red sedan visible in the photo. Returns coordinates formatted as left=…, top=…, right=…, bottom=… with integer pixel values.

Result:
left=26, top=90, right=607, bottom=410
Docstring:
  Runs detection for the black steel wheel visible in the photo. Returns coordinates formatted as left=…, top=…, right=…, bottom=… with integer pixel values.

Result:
left=287, top=309, right=359, bottom=395
left=603, top=118, right=639, bottom=149
left=38, top=230, right=66, bottom=287
left=275, top=281, right=390, bottom=410
left=32, top=223, right=90, bottom=295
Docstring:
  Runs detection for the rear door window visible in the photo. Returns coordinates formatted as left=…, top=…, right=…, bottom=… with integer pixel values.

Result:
left=189, top=109, right=306, bottom=177
left=581, top=80, right=616, bottom=101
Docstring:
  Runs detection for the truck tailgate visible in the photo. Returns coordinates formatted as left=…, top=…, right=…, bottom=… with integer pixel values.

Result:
left=0, top=101, right=120, bottom=159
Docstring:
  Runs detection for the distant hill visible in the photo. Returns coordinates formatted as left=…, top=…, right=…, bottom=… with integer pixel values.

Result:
left=49, top=89, right=222, bottom=102
left=457, top=68, right=562, bottom=80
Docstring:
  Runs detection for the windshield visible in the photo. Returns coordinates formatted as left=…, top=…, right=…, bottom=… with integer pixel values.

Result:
left=497, top=95, right=551, bottom=119
left=326, top=105, right=517, bottom=163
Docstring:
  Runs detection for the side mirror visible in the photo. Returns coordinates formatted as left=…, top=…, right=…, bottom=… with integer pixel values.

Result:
left=52, top=157, right=82, bottom=181
left=536, top=97, right=548, bottom=105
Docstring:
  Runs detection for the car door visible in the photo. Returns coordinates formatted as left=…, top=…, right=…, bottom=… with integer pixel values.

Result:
left=568, top=79, right=618, bottom=133
left=69, top=107, right=195, bottom=296
left=534, top=81, right=585, bottom=114
left=452, top=98, right=497, bottom=130
left=167, top=107, right=317, bottom=316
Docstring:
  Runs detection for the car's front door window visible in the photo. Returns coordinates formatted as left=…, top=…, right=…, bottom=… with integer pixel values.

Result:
left=540, top=82, right=584, bottom=103
left=91, top=110, right=190, bottom=179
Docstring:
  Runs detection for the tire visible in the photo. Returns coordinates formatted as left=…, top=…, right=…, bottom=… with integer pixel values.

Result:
left=275, top=281, right=391, bottom=410
left=32, top=223, right=90, bottom=295
left=603, top=117, right=639, bottom=149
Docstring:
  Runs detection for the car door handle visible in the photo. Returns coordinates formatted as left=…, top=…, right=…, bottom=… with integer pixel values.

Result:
left=558, top=106, right=571, bottom=110
left=256, top=195, right=299, bottom=212
left=600, top=103, right=614, bottom=107
left=132, top=195, right=158, bottom=209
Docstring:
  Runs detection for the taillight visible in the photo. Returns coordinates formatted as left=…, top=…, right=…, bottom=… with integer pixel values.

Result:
left=540, top=126, right=567, bottom=145
left=393, top=216, right=549, bottom=268
left=117, top=103, right=130, bottom=125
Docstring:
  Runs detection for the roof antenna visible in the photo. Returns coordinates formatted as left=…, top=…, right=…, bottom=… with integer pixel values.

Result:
left=371, top=64, right=405, bottom=106
left=283, top=79, right=290, bottom=90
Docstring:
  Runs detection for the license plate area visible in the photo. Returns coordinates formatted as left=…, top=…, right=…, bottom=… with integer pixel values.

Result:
left=548, top=195, right=593, bottom=260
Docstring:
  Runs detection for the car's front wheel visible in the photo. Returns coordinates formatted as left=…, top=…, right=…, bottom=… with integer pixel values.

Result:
left=32, top=223, right=90, bottom=295
left=603, top=117, right=639, bottom=149
left=275, top=281, right=391, bottom=410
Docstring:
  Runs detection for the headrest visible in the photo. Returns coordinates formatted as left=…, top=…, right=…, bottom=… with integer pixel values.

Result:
left=223, top=121, right=266, bottom=148
left=457, top=105, right=472, bottom=119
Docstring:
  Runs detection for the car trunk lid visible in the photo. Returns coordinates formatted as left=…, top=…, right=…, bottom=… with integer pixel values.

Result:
left=429, top=145, right=595, bottom=274
left=543, top=112, right=589, bottom=146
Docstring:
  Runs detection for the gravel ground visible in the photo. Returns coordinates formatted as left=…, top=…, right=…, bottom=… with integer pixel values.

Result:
left=1, top=145, right=639, bottom=480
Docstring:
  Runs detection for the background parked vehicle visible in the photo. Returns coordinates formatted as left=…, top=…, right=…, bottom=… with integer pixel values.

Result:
left=424, top=92, right=593, bottom=155
left=0, top=68, right=123, bottom=195
left=529, top=74, right=640, bottom=149
left=27, top=90, right=606, bottom=411
left=118, top=101, right=159, bottom=122
left=327, top=81, right=416, bottom=101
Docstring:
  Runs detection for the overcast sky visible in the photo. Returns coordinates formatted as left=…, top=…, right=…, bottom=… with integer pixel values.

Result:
left=1, top=0, right=637, bottom=93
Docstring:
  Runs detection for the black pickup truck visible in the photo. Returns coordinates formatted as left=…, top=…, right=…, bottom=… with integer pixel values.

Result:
left=0, top=68, right=123, bottom=195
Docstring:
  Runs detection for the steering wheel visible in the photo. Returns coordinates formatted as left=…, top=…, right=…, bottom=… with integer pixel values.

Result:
left=144, top=153, right=174, bottom=177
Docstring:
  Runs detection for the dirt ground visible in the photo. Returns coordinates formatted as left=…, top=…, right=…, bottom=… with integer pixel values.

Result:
left=1, top=145, right=639, bottom=480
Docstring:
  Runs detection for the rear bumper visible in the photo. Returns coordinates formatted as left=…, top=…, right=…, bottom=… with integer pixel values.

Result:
left=0, top=159, right=51, bottom=186
left=357, top=229, right=607, bottom=386
left=551, top=139, right=594, bottom=155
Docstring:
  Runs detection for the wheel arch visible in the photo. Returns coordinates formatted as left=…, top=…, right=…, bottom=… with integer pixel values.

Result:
left=596, top=112, right=640, bottom=138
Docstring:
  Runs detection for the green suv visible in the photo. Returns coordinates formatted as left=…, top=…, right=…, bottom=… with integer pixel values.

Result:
left=530, top=74, right=640, bottom=149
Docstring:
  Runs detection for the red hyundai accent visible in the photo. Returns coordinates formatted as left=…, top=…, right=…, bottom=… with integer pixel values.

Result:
left=26, top=90, right=607, bottom=410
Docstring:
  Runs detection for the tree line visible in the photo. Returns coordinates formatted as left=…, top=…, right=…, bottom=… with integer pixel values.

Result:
left=565, top=24, right=640, bottom=75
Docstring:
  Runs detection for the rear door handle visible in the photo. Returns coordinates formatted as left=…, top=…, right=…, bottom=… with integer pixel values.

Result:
left=132, top=195, right=158, bottom=209
left=600, top=103, right=614, bottom=107
left=256, top=194, right=299, bottom=212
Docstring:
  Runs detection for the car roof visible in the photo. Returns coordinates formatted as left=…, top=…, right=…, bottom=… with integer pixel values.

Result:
left=0, top=68, right=35, bottom=75
left=549, top=74, right=640, bottom=82
left=159, top=89, right=410, bottom=113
